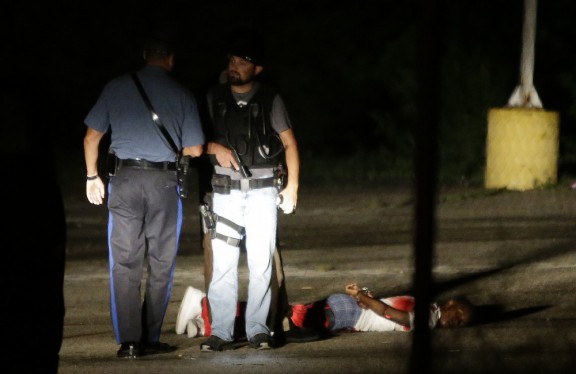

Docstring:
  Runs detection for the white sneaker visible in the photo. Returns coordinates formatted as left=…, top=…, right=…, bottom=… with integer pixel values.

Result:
left=175, top=286, right=206, bottom=335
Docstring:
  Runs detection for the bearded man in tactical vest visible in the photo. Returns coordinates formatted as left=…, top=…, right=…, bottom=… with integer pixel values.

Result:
left=199, top=30, right=300, bottom=351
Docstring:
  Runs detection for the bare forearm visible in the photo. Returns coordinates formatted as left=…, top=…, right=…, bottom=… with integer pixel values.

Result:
left=279, top=129, right=299, bottom=211
left=284, top=140, right=300, bottom=189
left=280, top=129, right=299, bottom=187
left=83, top=128, right=105, bottom=176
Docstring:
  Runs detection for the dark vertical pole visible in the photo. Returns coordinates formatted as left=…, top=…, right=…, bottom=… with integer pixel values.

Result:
left=409, top=1, right=442, bottom=374
left=3, top=73, right=66, bottom=374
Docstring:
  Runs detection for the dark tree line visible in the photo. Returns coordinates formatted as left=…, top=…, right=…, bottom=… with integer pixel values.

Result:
left=7, top=0, right=576, bottom=186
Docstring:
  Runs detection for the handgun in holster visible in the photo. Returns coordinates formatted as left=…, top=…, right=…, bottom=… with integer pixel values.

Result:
left=199, top=203, right=216, bottom=235
left=200, top=193, right=245, bottom=246
left=177, top=155, right=191, bottom=199
left=106, top=151, right=119, bottom=177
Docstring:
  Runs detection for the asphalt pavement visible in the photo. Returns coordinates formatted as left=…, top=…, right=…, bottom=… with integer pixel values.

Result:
left=58, top=184, right=576, bottom=374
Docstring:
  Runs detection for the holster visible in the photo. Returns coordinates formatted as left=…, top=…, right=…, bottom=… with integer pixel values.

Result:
left=177, top=155, right=191, bottom=199
left=211, top=174, right=231, bottom=194
left=106, top=152, right=118, bottom=177
left=199, top=204, right=216, bottom=234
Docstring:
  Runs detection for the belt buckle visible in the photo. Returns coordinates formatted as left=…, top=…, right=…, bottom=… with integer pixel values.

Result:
left=240, top=179, right=250, bottom=192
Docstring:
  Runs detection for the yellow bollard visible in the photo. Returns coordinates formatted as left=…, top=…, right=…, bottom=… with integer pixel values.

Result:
left=484, top=107, right=559, bottom=191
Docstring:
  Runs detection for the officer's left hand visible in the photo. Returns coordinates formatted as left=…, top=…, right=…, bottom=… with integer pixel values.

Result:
left=86, top=177, right=106, bottom=205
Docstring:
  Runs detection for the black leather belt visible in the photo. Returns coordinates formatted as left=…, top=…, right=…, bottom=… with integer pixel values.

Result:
left=118, top=158, right=177, bottom=171
left=230, top=177, right=276, bottom=191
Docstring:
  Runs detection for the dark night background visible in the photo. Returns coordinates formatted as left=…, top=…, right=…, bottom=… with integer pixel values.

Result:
left=5, top=0, right=576, bottom=195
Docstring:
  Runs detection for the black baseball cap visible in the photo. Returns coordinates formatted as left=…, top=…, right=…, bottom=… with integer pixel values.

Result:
left=226, top=28, right=266, bottom=66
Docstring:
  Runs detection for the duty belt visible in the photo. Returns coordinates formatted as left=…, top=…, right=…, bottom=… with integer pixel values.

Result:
left=230, top=177, right=276, bottom=191
left=118, top=158, right=177, bottom=171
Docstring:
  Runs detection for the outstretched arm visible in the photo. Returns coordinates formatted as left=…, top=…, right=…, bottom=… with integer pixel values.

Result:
left=345, top=283, right=411, bottom=327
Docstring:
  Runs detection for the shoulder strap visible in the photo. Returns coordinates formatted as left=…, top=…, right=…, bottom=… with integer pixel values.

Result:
left=131, top=73, right=179, bottom=155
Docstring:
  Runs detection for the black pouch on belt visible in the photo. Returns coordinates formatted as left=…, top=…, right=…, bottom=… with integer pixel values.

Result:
left=177, top=155, right=191, bottom=199
left=211, top=174, right=231, bottom=194
left=106, top=152, right=118, bottom=177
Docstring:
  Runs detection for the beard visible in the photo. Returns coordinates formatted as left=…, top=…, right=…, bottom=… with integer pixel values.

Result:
left=228, top=71, right=254, bottom=86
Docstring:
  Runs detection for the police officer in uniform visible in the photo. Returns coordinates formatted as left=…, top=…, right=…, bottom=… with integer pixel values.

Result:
left=83, top=38, right=205, bottom=358
left=200, top=31, right=300, bottom=351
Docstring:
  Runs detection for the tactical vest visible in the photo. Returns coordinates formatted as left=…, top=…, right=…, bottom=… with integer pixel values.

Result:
left=209, top=83, right=284, bottom=169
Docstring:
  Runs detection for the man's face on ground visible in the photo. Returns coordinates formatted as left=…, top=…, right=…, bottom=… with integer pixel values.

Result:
left=438, top=300, right=471, bottom=328
left=228, top=55, right=258, bottom=85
